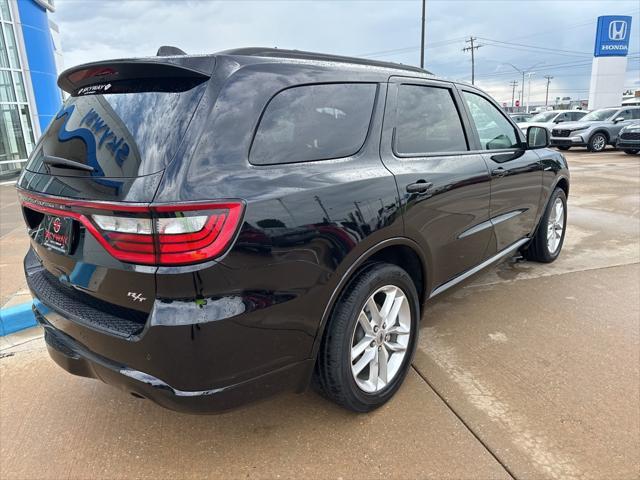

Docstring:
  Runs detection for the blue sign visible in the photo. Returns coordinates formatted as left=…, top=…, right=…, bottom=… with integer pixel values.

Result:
left=594, top=16, right=632, bottom=57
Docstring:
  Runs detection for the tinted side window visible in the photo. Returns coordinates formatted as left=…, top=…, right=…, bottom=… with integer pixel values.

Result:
left=572, top=112, right=586, bottom=121
left=618, top=109, right=640, bottom=120
left=463, top=91, right=519, bottom=150
left=618, top=110, right=631, bottom=120
left=250, top=83, right=376, bottom=165
left=395, top=84, right=467, bottom=155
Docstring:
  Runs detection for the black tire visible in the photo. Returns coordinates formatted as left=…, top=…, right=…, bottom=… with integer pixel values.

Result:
left=557, top=146, right=570, bottom=151
left=315, top=263, right=419, bottom=412
left=525, top=188, right=567, bottom=263
left=587, top=132, right=607, bottom=152
left=624, top=149, right=639, bottom=155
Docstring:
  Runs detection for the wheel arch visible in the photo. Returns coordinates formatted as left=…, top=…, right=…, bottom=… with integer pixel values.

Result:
left=555, top=176, right=569, bottom=197
left=309, top=237, right=429, bottom=362
left=589, top=129, right=610, bottom=143
left=529, top=174, right=570, bottom=242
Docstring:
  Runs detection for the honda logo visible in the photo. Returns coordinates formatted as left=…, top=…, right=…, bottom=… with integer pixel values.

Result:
left=609, top=20, right=627, bottom=41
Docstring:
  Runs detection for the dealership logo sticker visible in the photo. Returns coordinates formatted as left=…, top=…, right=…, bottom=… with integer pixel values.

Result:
left=52, top=217, right=61, bottom=233
left=76, top=83, right=112, bottom=96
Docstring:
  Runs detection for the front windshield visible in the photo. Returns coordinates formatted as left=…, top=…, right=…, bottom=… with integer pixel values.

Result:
left=581, top=108, right=617, bottom=122
left=530, top=112, right=557, bottom=122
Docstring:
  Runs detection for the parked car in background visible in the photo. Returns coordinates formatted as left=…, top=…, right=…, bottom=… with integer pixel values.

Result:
left=518, top=110, right=587, bottom=134
left=509, top=113, right=532, bottom=123
left=549, top=106, right=640, bottom=152
left=616, top=122, right=640, bottom=154
left=18, top=47, right=569, bottom=414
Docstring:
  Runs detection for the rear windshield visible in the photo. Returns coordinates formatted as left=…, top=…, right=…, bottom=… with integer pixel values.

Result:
left=26, top=83, right=207, bottom=178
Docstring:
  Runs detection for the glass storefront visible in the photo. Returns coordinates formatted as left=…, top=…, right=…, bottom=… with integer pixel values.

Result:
left=0, top=0, right=36, bottom=176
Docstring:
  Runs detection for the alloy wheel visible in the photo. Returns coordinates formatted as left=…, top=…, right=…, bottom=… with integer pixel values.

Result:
left=547, top=198, right=564, bottom=254
left=350, top=285, right=411, bottom=393
left=592, top=135, right=606, bottom=152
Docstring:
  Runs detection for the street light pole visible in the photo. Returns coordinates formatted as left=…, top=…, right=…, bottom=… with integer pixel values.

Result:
left=420, top=0, right=426, bottom=69
left=526, top=72, right=536, bottom=113
left=507, top=62, right=544, bottom=112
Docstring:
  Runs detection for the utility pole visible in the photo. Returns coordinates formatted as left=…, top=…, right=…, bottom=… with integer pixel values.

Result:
left=420, top=0, right=426, bottom=69
left=509, top=80, right=518, bottom=108
left=462, top=36, right=482, bottom=85
left=544, top=75, right=553, bottom=106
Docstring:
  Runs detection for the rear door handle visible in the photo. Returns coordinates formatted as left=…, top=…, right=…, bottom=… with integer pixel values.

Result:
left=406, top=180, right=433, bottom=193
left=491, top=167, right=507, bottom=178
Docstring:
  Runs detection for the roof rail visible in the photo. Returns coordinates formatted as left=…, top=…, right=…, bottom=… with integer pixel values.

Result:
left=217, top=47, right=433, bottom=75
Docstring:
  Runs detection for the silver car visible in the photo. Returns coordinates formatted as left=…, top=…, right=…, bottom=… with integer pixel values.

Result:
left=549, top=106, right=640, bottom=152
left=518, top=110, right=587, bottom=135
left=616, top=122, right=640, bottom=154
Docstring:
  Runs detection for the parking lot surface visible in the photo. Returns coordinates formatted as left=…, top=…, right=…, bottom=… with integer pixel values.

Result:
left=1, top=148, right=639, bottom=479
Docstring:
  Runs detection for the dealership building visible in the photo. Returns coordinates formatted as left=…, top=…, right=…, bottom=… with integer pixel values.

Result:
left=0, top=0, right=62, bottom=177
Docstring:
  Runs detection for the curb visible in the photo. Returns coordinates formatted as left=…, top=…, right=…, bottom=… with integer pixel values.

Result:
left=0, top=302, right=36, bottom=336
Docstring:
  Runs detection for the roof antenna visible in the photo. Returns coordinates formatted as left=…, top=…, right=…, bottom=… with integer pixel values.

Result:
left=156, top=46, right=187, bottom=56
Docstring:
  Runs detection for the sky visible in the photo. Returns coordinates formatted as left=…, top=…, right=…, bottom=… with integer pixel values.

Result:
left=51, top=0, right=640, bottom=105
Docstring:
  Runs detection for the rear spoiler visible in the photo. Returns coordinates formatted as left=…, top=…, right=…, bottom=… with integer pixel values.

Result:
left=58, top=56, right=216, bottom=96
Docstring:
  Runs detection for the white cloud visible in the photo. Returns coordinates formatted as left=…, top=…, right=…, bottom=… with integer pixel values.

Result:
left=52, top=0, right=639, bottom=102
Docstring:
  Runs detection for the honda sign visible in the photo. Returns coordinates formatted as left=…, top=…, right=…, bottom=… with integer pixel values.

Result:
left=594, top=15, right=632, bottom=57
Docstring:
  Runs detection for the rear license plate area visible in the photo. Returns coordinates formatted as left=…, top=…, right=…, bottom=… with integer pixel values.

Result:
left=42, top=215, right=75, bottom=254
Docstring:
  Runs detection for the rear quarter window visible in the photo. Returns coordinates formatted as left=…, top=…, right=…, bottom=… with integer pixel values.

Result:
left=249, top=83, right=377, bottom=165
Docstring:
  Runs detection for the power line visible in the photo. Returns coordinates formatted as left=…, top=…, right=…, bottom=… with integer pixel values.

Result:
left=356, top=37, right=466, bottom=59
left=479, top=41, right=592, bottom=59
left=504, top=9, right=639, bottom=43
left=462, top=36, right=483, bottom=85
left=474, top=54, right=640, bottom=80
left=358, top=9, right=640, bottom=66
left=478, top=37, right=593, bottom=57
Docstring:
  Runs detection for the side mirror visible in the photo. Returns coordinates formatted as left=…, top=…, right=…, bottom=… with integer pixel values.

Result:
left=613, top=117, right=625, bottom=123
left=527, top=126, right=549, bottom=149
left=555, top=119, right=564, bottom=123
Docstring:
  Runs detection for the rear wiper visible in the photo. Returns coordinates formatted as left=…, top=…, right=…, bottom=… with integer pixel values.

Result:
left=43, top=155, right=95, bottom=172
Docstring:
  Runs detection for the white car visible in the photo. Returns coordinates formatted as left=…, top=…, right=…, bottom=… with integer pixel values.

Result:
left=517, top=110, right=588, bottom=134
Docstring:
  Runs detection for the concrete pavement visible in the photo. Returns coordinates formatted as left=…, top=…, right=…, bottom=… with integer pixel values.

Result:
left=0, top=180, right=29, bottom=307
left=417, top=263, right=639, bottom=479
left=1, top=148, right=639, bottom=479
left=0, top=344, right=511, bottom=480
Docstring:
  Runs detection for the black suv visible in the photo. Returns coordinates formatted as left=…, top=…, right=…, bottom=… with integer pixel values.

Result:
left=18, top=48, right=569, bottom=413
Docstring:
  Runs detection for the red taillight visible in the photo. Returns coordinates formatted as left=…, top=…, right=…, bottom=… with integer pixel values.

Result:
left=18, top=192, right=244, bottom=266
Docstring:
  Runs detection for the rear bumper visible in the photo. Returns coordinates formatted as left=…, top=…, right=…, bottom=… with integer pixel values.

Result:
left=36, top=306, right=313, bottom=413
left=25, top=247, right=318, bottom=413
